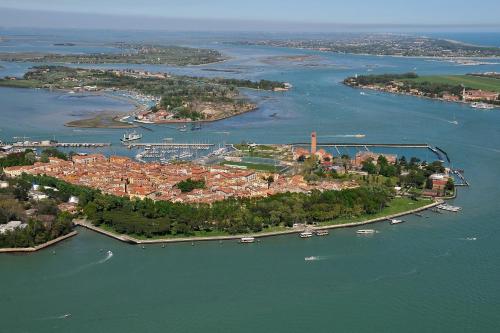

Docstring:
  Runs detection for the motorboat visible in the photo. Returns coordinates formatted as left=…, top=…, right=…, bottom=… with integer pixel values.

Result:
left=299, top=231, right=313, bottom=238
left=240, top=237, right=255, bottom=243
left=356, top=229, right=376, bottom=234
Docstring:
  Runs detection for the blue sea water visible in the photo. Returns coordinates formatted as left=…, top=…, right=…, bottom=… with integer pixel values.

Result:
left=1, top=30, right=500, bottom=332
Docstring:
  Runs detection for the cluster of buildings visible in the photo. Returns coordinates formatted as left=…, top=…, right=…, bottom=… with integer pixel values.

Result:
left=292, top=132, right=397, bottom=174
left=3, top=153, right=357, bottom=204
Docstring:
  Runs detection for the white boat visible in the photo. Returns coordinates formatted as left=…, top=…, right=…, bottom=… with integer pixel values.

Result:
left=314, top=230, right=329, bottom=236
left=436, top=204, right=462, bottom=212
left=240, top=237, right=255, bottom=243
left=471, top=102, right=494, bottom=110
left=356, top=229, right=376, bottom=234
left=389, top=219, right=404, bottom=225
left=299, top=231, right=313, bottom=238
left=304, top=256, right=318, bottom=261
left=120, top=130, right=142, bottom=143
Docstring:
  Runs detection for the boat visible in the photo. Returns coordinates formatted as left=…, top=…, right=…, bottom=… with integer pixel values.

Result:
left=471, top=102, right=494, bottom=110
left=299, top=231, right=313, bottom=238
left=356, top=229, right=376, bottom=234
left=269, top=112, right=278, bottom=117
left=120, top=130, right=142, bottom=143
left=436, top=204, right=462, bottom=212
left=240, top=237, right=255, bottom=243
left=304, top=256, right=318, bottom=261
left=178, top=125, right=188, bottom=132
left=314, top=230, right=329, bottom=236
left=389, top=219, right=404, bottom=225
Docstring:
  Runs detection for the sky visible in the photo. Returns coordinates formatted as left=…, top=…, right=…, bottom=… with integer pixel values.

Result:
left=0, top=0, right=499, bottom=31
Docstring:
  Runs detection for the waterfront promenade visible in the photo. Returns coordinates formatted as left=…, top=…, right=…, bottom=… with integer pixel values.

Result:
left=0, top=231, right=78, bottom=253
left=73, top=199, right=442, bottom=245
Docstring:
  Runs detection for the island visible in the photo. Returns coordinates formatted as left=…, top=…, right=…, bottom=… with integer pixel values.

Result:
left=231, top=34, right=500, bottom=58
left=343, top=72, right=500, bottom=109
left=1, top=136, right=456, bottom=246
left=0, top=66, right=290, bottom=126
left=0, top=43, right=226, bottom=66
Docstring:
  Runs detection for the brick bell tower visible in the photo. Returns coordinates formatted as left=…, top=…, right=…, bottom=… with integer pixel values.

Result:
left=311, top=131, right=317, bottom=155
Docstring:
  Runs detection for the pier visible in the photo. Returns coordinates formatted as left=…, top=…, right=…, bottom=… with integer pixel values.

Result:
left=291, top=142, right=431, bottom=148
left=11, top=142, right=111, bottom=148
left=127, top=143, right=215, bottom=149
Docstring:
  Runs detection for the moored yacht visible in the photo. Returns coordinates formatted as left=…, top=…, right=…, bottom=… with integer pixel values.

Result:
left=314, top=230, right=329, bottom=236
left=120, top=130, right=142, bottom=143
left=240, top=237, right=255, bottom=243
left=299, top=231, right=313, bottom=238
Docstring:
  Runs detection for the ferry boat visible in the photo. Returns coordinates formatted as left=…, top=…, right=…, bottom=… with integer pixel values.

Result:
left=299, top=231, right=313, bottom=238
left=240, top=237, right=255, bottom=243
left=120, top=130, right=142, bottom=143
left=436, top=204, right=462, bottom=212
left=389, top=219, right=404, bottom=225
left=356, top=229, right=376, bottom=234
left=314, top=230, right=329, bottom=236
left=471, top=102, right=494, bottom=110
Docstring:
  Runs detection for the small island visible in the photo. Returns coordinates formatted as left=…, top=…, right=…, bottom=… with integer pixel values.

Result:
left=0, top=66, right=290, bottom=126
left=343, top=72, right=500, bottom=109
left=0, top=43, right=226, bottom=66
left=1, top=135, right=458, bottom=247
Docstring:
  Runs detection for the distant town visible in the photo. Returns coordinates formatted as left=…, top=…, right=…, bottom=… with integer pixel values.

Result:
left=232, top=34, right=500, bottom=58
left=344, top=72, right=500, bottom=109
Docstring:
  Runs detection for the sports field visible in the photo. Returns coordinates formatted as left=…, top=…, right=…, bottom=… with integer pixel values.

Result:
left=404, top=75, right=500, bottom=92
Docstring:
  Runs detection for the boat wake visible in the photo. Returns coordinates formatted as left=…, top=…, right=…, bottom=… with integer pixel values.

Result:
left=434, top=250, right=451, bottom=258
left=304, top=255, right=329, bottom=262
left=47, top=251, right=114, bottom=279
left=98, top=250, right=114, bottom=264
left=369, top=268, right=418, bottom=282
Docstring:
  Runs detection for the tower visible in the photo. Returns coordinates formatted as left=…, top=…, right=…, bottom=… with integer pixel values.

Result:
left=311, top=131, right=317, bottom=155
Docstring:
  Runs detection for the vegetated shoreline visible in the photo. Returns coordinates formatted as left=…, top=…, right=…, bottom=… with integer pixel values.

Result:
left=0, top=231, right=78, bottom=254
left=73, top=199, right=442, bottom=245
left=343, top=81, right=499, bottom=109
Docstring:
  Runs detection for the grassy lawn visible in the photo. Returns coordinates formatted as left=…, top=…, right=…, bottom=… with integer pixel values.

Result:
left=221, top=161, right=281, bottom=172
left=319, top=197, right=433, bottom=227
left=404, top=75, right=500, bottom=92
left=0, top=79, right=41, bottom=88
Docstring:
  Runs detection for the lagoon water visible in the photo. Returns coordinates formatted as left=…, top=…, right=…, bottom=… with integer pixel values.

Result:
left=1, top=30, right=500, bottom=332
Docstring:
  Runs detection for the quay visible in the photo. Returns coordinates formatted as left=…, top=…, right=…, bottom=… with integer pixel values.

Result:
left=73, top=200, right=442, bottom=245
left=291, top=142, right=431, bottom=148
left=126, top=143, right=215, bottom=149
left=0, top=231, right=78, bottom=254
left=11, top=142, right=111, bottom=148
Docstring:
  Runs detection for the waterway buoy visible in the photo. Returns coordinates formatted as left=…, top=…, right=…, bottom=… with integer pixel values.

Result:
left=141, top=245, right=145, bottom=249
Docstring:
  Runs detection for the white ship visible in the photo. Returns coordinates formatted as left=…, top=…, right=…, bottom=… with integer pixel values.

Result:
left=120, top=130, right=142, bottom=143
left=389, top=219, right=404, bottom=225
